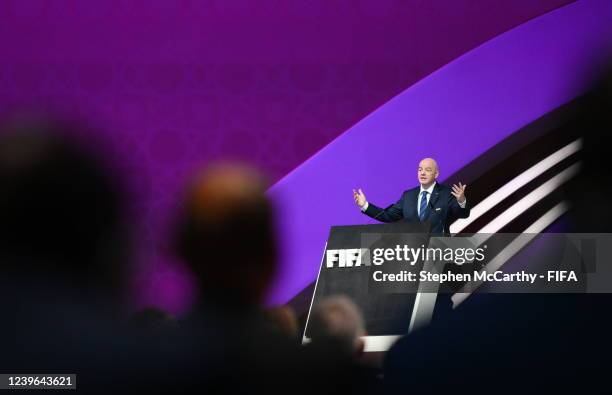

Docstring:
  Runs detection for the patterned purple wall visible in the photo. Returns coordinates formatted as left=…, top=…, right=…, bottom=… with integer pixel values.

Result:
left=0, top=0, right=572, bottom=313
left=268, top=0, right=612, bottom=304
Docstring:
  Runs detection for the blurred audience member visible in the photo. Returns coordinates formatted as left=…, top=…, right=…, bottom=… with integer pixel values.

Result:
left=303, top=296, right=381, bottom=394
left=566, top=59, right=612, bottom=231
left=263, top=305, right=300, bottom=341
left=0, top=119, right=127, bottom=306
left=308, top=295, right=365, bottom=356
left=175, top=163, right=378, bottom=394
left=0, top=118, right=144, bottom=393
left=176, top=163, right=275, bottom=310
left=174, top=163, right=306, bottom=393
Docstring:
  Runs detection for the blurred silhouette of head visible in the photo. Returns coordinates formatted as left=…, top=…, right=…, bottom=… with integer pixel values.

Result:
left=263, top=305, right=299, bottom=341
left=177, top=163, right=276, bottom=309
left=308, top=295, right=366, bottom=356
left=566, top=59, right=612, bottom=231
left=0, top=118, right=126, bottom=299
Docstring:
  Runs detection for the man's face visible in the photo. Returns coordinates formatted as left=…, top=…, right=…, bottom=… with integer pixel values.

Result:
left=417, top=159, right=438, bottom=187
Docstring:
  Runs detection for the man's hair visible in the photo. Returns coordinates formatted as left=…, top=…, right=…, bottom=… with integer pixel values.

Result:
left=263, top=306, right=299, bottom=340
left=176, top=163, right=276, bottom=307
left=308, top=295, right=365, bottom=352
left=0, top=119, right=126, bottom=292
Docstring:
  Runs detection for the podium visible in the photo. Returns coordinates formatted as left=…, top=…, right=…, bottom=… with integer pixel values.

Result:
left=303, top=226, right=606, bottom=352
left=302, top=221, right=440, bottom=352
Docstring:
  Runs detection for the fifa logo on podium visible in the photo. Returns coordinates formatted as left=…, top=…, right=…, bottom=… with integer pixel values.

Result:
left=326, top=249, right=374, bottom=268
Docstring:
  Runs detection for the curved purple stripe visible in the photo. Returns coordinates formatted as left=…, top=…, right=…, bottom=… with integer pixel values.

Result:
left=267, top=0, right=612, bottom=304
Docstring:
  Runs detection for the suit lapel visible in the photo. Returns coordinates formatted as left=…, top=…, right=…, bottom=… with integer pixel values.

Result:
left=410, top=188, right=419, bottom=220
left=429, top=183, right=441, bottom=209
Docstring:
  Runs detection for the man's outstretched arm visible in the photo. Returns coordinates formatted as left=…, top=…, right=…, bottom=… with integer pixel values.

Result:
left=449, top=183, right=470, bottom=219
left=353, top=188, right=404, bottom=223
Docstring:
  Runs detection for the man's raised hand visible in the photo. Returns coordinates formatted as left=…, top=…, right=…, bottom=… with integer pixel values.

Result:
left=451, top=183, right=467, bottom=204
left=353, top=188, right=366, bottom=208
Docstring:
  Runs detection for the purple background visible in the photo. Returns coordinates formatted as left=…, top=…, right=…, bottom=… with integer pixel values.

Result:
left=0, top=0, right=576, bottom=313
left=268, top=0, right=612, bottom=304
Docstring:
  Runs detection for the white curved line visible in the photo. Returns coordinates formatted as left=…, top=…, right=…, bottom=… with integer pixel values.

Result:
left=452, top=201, right=571, bottom=307
left=450, top=139, right=581, bottom=233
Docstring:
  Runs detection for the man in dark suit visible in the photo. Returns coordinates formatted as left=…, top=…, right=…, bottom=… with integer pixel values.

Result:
left=353, top=158, right=470, bottom=234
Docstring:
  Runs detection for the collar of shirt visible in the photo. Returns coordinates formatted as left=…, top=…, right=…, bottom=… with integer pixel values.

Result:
left=419, top=181, right=436, bottom=195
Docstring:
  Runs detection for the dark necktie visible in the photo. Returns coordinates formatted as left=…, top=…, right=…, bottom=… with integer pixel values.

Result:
left=419, top=191, right=429, bottom=221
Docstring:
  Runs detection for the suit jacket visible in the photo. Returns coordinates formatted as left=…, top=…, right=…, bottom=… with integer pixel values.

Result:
left=363, top=183, right=470, bottom=234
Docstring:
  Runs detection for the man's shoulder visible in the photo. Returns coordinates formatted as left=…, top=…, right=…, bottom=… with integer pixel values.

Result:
left=401, top=187, right=419, bottom=196
left=433, top=183, right=453, bottom=193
